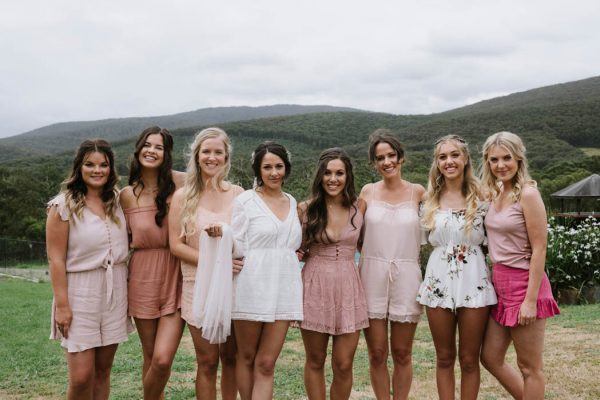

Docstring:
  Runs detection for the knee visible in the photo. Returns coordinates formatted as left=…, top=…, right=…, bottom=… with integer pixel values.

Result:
left=70, top=368, right=94, bottom=392
left=332, top=358, right=353, bottom=378
left=368, top=347, right=388, bottom=368
left=458, top=353, right=480, bottom=374
left=436, top=349, right=456, bottom=370
left=516, top=359, right=543, bottom=381
left=391, top=347, right=412, bottom=367
left=152, top=352, right=175, bottom=375
left=237, top=349, right=256, bottom=367
left=305, top=352, right=326, bottom=372
left=255, top=356, right=277, bottom=377
left=197, top=353, right=219, bottom=376
left=219, top=349, right=237, bottom=368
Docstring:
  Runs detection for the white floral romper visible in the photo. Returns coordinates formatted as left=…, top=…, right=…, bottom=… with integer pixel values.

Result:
left=417, top=204, right=497, bottom=310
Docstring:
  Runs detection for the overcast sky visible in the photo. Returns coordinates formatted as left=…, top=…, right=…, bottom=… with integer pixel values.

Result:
left=1, top=0, right=599, bottom=138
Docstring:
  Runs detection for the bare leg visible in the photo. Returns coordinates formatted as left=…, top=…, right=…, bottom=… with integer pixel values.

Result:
left=66, top=348, right=95, bottom=400
left=480, top=317, right=523, bottom=399
left=456, top=307, right=489, bottom=400
left=219, top=323, right=238, bottom=400
left=141, top=312, right=184, bottom=399
left=389, top=322, right=417, bottom=400
left=93, top=344, right=119, bottom=400
left=301, top=329, right=329, bottom=400
left=233, top=320, right=263, bottom=400
left=364, top=319, right=390, bottom=399
left=511, top=319, right=546, bottom=400
left=426, top=307, right=457, bottom=400
left=330, top=331, right=360, bottom=400
left=189, top=324, right=220, bottom=400
left=252, top=320, right=289, bottom=400
left=134, top=318, right=159, bottom=388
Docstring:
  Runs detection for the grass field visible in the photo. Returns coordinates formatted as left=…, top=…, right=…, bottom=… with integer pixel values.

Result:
left=1, top=277, right=599, bottom=399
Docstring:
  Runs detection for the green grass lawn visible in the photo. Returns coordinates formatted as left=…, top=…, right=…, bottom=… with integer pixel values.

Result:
left=1, top=277, right=599, bottom=399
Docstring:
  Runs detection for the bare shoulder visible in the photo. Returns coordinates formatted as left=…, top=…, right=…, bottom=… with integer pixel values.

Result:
left=357, top=197, right=367, bottom=214
left=413, top=183, right=426, bottom=201
left=119, top=186, right=136, bottom=208
left=230, top=184, right=245, bottom=196
left=171, top=187, right=185, bottom=205
left=521, top=185, right=541, bottom=201
left=172, top=170, right=186, bottom=189
left=359, top=182, right=374, bottom=201
left=298, top=200, right=309, bottom=213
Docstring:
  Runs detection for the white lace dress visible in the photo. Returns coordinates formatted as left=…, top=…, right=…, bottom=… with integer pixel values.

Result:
left=417, top=204, right=497, bottom=310
left=231, top=190, right=303, bottom=322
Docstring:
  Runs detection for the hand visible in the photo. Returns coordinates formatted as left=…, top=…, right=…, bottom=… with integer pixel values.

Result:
left=204, top=223, right=223, bottom=237
left=232, top=258, right=244, bottom=275
left=518, top=300, right=537, bottom=326
left=296, top=249, right=306, bottom=262
left=55, top=304, right=73, bottom=338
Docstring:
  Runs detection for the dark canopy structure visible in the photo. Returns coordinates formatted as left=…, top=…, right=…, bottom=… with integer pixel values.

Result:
left=551, top=174, right=600, bottom=218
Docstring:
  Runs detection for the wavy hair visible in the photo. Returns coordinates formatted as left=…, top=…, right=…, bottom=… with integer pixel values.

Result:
left=180, top=127, right=232, bottom=236
left=481, top=131, right=536, bottom=203
left=60, top=139, right=120, bottom=224
left=304, top=148, right=358, bottom=246
left=128, top=126, right=175, bottom=226
left=422, top=135, right=481, bottom=235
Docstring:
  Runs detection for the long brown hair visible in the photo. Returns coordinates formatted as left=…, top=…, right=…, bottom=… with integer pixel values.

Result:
left=304, top=148, right=358, bottom=246
left=60, top=139, right=120, bottom=224
left=128, top=126, right=175, bottom=226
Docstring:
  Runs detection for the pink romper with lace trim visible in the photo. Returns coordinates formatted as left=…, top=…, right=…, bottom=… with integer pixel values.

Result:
left=300, top=205, right=369, bottom=335
left=359, top=183, right=423, bottom=323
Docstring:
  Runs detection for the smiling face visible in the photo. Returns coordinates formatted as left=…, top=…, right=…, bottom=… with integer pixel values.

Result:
left=436, top=141, right=466, bottom=181
left=138, top=133, right=165, bottom=169
left=260, top=152, right=286, bottom=191
left=487, top=144, right=518, bottom=183
left=374, top=142, right=402, bottom=178
left=198, top=136, right=227, bottom=180
left=81, top=151, right=110, bottom=190
left=321, top=158, right=347, bottom=198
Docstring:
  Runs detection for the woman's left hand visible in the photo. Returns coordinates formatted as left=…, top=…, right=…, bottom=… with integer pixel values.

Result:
left=518, top=300, right=537, bottom=326
left=204, top=223, right=223, bottom=237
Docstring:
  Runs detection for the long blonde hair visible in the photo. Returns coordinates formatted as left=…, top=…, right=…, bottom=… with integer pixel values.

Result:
left=422, top=135, right=481, bottom=235
left=481, top=131, right=536, bottom=203
left=180, top=127, right=232, bottom=236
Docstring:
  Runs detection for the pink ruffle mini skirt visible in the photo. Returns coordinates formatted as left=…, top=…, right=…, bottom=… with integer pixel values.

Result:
left=491, top=263, right=560, bottom=327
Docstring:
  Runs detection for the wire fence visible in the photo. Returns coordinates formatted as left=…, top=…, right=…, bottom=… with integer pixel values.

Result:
left=0, top=237, right=47, bottom=268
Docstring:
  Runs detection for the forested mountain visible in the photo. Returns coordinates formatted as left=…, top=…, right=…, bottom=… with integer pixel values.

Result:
left=2, top=75, right=599, bottom=240
left=0, top=104, right=362, bottom=162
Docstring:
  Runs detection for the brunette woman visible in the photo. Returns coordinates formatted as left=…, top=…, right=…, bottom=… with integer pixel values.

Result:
left=230, top=141, right=303, bottom=400
left=480, top=131, right=559, bottom=399
left=299, top=148, right=368, bottom=400
left=120, top=126, right=186, bottom=399
left=169, top=127, right=243, bottom=400
left=418, top=135, right=497, bottom=400
left=358, top=129, right=425, bottom=399
left=47, top=139, right=131, bottom=399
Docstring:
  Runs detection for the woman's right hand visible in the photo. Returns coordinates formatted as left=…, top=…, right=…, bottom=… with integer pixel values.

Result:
left=204, top=223, right=223, bottom=237
left=55, top=304, right=73, bottom=338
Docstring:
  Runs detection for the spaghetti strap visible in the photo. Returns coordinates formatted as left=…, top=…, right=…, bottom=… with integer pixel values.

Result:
left=409, top=183, right=415, bottom=202
left=371, top=182, right=377, bottom=201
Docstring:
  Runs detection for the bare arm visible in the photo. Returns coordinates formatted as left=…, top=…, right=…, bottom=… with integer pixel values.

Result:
left=519, top=187, right=548, bottom=325
left=46, top=207, right=71, bottom=338
left=168, top=188, right=199, bottom=266
left=172, top=170, right=186, bottom=189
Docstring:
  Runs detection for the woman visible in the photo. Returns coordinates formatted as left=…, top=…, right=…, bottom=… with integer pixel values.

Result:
left=169, top=127, right=243, bottom=400
left=358, top=129, right=425, bottom=400
left=47, top=139, right=131, bottom=399
left=299, top=148, right=368, bottom=400
left=417, top=135, right=497, bottom=400
left=230, top=141, right=303, bottom=400
left=120, top=126, right=185, bottom=399
left=480, top=131, right=560, bottom=399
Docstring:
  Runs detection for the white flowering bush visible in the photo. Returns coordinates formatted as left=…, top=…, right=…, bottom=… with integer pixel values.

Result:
left=546, top=216, right=600, bottom=292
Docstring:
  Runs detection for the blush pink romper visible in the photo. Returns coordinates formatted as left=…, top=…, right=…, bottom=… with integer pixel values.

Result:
left=300, top=205, right=369, bottom=335
left=359, top=184, right=423, bottom=323
left=48, top=193, right=133, bottom=352
left=180, top=192, right=235, bottom=328
left=125, top=206, right=182, bottom=319
left=485, top=200, right=560, bottom=327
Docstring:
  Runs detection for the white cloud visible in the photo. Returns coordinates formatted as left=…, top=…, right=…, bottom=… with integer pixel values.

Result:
left=1, top=0, right=600, bottom=136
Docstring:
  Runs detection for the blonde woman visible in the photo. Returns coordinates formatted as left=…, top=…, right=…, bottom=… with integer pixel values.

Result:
left=418, top=135, right=496, bottom=400
left=47, top=139, right=131, bottom=399
left=169, top=127, right=243, bottom=400
left=480, top=131, right=559, bottom=399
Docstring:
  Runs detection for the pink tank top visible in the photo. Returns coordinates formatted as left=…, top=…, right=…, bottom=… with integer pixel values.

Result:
left=484, top=201, right=532, bottom=270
